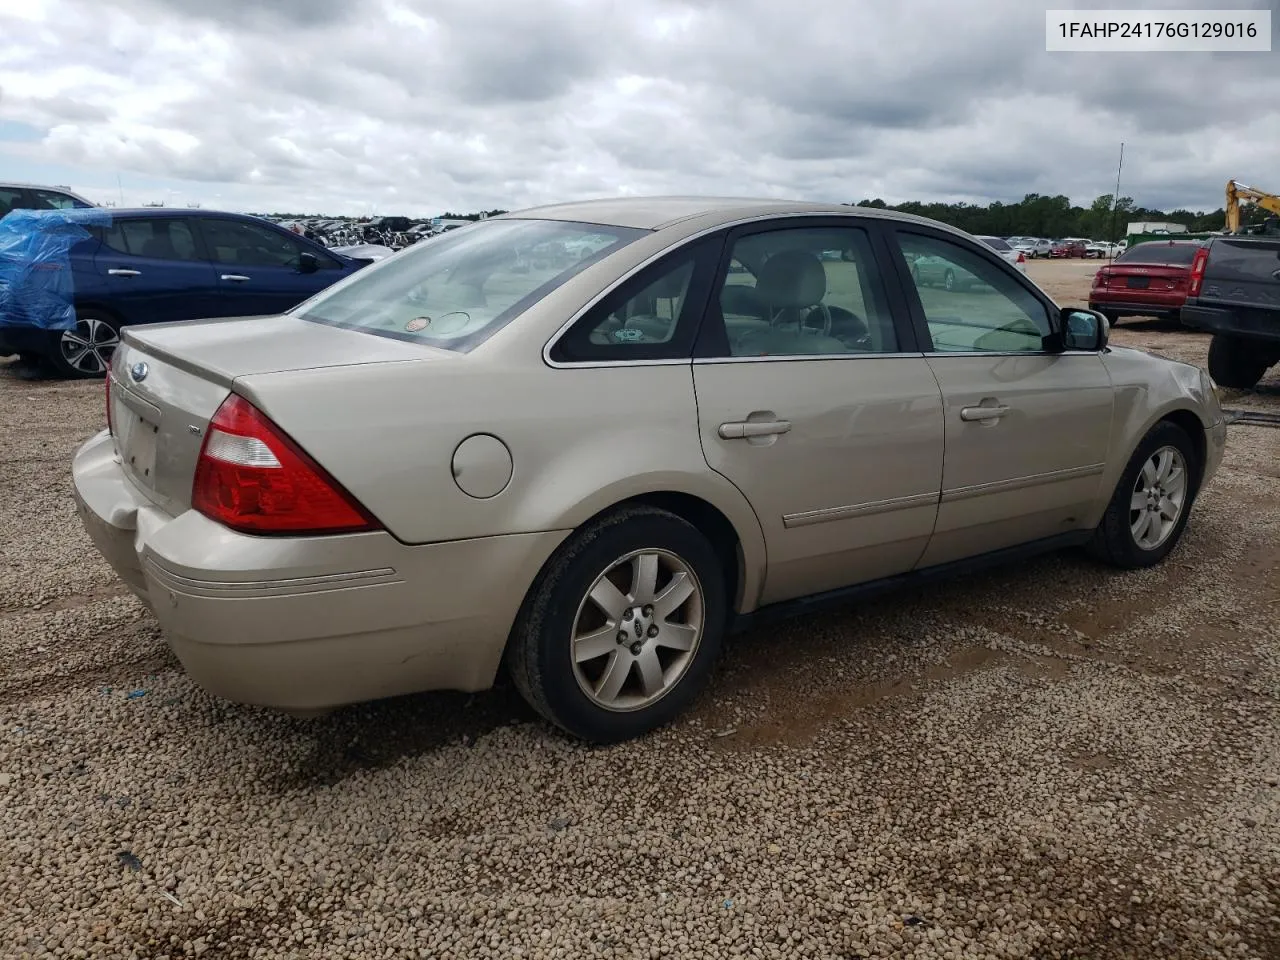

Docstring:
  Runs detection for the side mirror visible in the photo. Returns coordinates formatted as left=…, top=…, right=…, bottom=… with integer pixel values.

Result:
left=1061, top=307, right=1109, bottom=351
left=298, top=252, right=319, bottom=275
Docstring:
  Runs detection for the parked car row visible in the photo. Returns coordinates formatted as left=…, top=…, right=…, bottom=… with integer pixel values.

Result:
left=1005, top=236, right=1127, bottom=259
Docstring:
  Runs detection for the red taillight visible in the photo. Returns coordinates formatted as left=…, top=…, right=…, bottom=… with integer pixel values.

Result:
left=1016, top=251, right=1026, bottom=263
left=1093, top=268, right=1109, bottom=288
left=192, top=394, right=380, bottom=536
left=1188, top=247, right=1209, bottom=297
left=105, top=375, right=113, bottom=435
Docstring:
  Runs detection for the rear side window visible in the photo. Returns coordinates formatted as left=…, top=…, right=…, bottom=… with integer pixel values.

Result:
left=550, top=237, right=721, bottom=363
left=979, top=237, right=1012, bottom=251
left=103, top=218, right=201, bottom=261
left=30, top=189, right=91, bottom=210
left=1116, top=242, right=1202, bottom=265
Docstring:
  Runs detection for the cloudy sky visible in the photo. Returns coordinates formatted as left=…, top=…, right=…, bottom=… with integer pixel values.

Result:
left=0, top=0, right=1277, bottom=216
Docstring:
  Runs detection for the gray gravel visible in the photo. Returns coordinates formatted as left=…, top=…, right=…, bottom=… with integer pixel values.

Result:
left=2, top=293, right=1279, bottom=959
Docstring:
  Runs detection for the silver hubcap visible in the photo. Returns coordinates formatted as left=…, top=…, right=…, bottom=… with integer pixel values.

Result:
left=60, top=318, right=118, bottom=374
left=571, top=549, right=704, bottom=712
left=1129, top=445, right=1187, bottom=551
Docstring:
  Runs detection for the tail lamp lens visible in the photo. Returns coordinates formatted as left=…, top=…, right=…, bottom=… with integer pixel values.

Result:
left=192, top=394, right=380, bottom=536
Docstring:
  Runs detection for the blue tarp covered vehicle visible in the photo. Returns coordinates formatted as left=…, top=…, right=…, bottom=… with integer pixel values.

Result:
left=0, top=207, right=112, bottom=332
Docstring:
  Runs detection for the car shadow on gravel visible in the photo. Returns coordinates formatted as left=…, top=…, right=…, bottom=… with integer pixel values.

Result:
left=263, top=679, right=541, bottom=791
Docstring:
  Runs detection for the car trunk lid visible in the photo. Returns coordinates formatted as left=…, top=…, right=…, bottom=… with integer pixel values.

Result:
left=1095, top=262, right=1190, bottom=291
left=109, top=315, right=454, bottom=514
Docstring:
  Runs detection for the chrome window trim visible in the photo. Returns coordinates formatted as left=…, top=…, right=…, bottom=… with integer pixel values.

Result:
left=542, top=211, right=876, bottom=369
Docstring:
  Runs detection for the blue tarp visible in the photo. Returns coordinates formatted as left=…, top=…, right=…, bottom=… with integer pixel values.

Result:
left=0, top=207, right=112, bottom=331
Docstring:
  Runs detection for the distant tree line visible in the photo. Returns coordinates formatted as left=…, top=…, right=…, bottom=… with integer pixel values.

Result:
left=845, top=193, right=1271, bottom=241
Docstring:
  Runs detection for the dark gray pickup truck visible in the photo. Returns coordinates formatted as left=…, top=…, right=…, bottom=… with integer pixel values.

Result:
left=1181, top=235, right=1280, bottom=388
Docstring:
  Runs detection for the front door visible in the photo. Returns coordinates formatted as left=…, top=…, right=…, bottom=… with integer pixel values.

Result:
left=195, top=216, right=343, bottom=317
left=890, top=228, right=1114, bottom=567
left=691, top=221, right=945, bottom=605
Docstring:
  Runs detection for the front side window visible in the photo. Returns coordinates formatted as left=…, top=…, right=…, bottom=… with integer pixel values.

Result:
left=200, top=218, right=307, bottom=268
left=897, top=232, right=1050, bottom=353
left=709, top=225, right=899, bottom=357
left=102, top=218, right=200, bottom=261
left=298, top=218, right=646, bottom=352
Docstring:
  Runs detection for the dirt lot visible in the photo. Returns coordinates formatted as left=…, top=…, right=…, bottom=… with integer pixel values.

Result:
left=2, top=259, right=1278, bottom=959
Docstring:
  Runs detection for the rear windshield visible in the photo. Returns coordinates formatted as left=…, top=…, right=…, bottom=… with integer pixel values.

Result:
left=1116, top=242, right=1202, bottom=265
left=979, top=236, right=1011, bottom=251
left=296, top=218, right=647, bottom=351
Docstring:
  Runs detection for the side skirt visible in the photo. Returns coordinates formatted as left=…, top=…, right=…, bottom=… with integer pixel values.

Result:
left=730, top=530, right=1093, bottom=634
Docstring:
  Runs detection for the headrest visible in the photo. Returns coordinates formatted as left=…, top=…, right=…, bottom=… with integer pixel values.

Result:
left=755, top=249, right=826, bottom=309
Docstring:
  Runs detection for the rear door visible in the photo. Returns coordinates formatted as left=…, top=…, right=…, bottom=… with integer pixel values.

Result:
left=92, top=216, right=222, bottom=325
left=887, top=227, right=1114, bottom=567
left=195, top=216, right=348, bottom=316
left=690, top=218, right=944, bottom=605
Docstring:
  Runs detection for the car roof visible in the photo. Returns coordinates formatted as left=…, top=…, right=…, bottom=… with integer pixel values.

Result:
left=102, top=208, right=274, bottom=220
left=495, top=196, right=955, bottom=233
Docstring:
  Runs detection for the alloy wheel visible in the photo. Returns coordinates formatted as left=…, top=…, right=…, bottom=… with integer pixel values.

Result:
left=1129, top=445, right=1188, bottom=550
left=59, top=317, right=119, bottom=375
left=570, top=549, right=704, bottom=712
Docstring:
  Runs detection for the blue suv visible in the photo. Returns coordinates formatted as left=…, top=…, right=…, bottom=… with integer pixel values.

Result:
left=0, top=208, right=367, bottom=378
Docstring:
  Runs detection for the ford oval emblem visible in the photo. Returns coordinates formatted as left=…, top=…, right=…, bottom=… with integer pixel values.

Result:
left=130, top=361, right=149, bottom=383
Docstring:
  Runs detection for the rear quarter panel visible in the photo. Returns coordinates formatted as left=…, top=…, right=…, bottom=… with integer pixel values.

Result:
left=235, top=358, right=770, bottom=612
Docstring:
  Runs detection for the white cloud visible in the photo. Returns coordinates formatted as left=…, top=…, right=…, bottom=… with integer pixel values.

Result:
left=0, top=0, right=1276, bottom=215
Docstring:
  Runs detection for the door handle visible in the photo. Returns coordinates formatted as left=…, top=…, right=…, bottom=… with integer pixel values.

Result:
left=960, top=405, right=1010, bottom=422
left=107, top=268, right=140, bottom=277
left=718, top=419, right=792, bottom=440
left=221, top=274, right=250, bottom=282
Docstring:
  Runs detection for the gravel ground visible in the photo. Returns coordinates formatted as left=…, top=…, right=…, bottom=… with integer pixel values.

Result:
left=2, top=260, right=1279, bottom=959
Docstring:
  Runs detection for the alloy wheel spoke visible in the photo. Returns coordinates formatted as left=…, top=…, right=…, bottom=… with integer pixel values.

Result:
left=1130, top=491, right=1148, bottom=512
left=61, top=331, right=89, bottom=349
left=594, top=651, right=631, bottom=703
left=635, top=647, right=664, bottom=697
left=1141, top=459, right=1159, bottom=486
left=632, top=553, right=659, bottom=603
left=653, top=571, right=694, bottom=620
left=1165, top=466, right=1185, bottom=496
left=588, top=578, right=629, bottom=621
left=1155, top=450, right=1174, bottom=484
left=1132, top=511, right=1154, bottom=542
left=573, top=624, right=618, bottom=663
left=657, top=622, right=698, bottom=653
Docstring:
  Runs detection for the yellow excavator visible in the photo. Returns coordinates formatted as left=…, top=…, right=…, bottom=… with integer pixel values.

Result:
left=1225, top=179, right=1280, bottom=235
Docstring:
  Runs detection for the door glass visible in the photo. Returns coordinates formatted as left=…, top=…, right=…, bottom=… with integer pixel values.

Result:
left=551, top=237, right=717, bottom=363
left=0, top=188, right=25, bottom=217
left=102, top=218, right=201, bottom=261
left=898, top=233, right=1050, bottom=353
left=201, top=218, right=306, bottom=268
left=29, top=189, right=90, bottom=210
left=711, top=226, right=898, bottom=357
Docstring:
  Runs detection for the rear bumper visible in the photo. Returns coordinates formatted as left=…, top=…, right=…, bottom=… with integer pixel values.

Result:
left=71, top=430, right=569, bottom=711
left=1181, top=302, right=1280, bottom=343
left=1089, top=293, right=1185, bottom=318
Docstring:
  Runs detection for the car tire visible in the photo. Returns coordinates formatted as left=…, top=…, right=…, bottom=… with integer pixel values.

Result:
left=46, top=310, right=121, bottom=379
left=1086, top=420, right=1199, bottom=569
left=506, top=505, right=728, bottom=744
left=943, top=268, right=955, bottom=292
left=1207, top=333, right=1269, bottom=390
